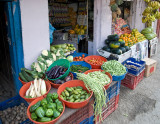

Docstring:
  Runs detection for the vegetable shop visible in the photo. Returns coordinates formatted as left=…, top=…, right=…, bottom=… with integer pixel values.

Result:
left=0, top=0, right=159, bottom=124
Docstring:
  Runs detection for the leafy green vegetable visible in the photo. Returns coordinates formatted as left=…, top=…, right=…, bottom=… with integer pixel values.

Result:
left=71, top=65, right=89, bottom=73
left=102, top=60, right=126, bottom=76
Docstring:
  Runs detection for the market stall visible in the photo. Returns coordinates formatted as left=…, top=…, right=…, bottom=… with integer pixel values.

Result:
left=0, top=0, right=159, bottom=124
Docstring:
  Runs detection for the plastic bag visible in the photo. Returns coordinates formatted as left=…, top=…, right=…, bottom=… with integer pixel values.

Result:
left=49, top=23, right=56, bottom=44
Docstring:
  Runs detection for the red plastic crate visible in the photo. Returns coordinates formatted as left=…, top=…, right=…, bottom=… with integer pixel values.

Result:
left=59, top=99, right=94, bottom=124
left=95, top=94, right=119, bottom=124
left=121, top=70, right=145, bottom=90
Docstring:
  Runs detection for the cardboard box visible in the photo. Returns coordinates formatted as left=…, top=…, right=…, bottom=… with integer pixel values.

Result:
left=142, top=58, right=157, bottom=77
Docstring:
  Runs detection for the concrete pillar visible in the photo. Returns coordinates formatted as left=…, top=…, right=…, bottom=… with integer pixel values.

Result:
left=93, top=0, right=112, bottom=55
left=19, top=0, right=50, bottom=69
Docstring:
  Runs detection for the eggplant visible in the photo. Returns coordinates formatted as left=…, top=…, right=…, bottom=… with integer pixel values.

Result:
left=64, top=76, right=72, bottom=82
left=60, top=72, right=65, bottom=75
left=54, top=79, right=65, bottom=84
left=54, top=66, right=64, bottom=79
left=47, top=66, right=57, bottom=78
left=50, top=66, right=59, bottom=78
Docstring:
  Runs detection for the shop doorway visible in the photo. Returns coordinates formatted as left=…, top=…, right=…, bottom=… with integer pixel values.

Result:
left=48, top=0, right=94, bottom=54
left=0, top=1, right=24, bottom=101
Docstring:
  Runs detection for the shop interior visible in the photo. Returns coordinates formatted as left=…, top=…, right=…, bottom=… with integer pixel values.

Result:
left=48, top=0, right=94, bottom=54
left=0, top=2, right=15, bottom=102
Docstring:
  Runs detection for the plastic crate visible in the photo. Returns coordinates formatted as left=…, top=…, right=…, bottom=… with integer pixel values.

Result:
left=106, top=81, right=121, bottom=100
left=59, top=99, right=94, bottom=124
left=121, top=70, right=145, bottom=90
left=0, top=95, right=33, bottom=124
left=71, top=52, right=88, bottom=58
left=123, top=57, right=146, bottom=76
left=79, top=116, right=94, bottom=124
left=95, top=94, right=119, bottom=124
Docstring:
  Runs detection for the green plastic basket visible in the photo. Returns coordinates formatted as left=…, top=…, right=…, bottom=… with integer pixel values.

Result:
left=46, top=59, right=70, bottom=81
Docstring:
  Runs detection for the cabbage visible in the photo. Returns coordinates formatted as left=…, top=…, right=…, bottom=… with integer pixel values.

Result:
left=67, top=55, right=73, bottom=62
left=144, top=33, right=157, bottom=40
left=141, top=27, right=153, bottom=35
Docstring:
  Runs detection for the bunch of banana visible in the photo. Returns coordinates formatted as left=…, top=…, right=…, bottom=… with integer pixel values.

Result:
left=144, top=0, right=150, bottom=3
left=142, top=17, right=148, bottom=23
left=154, top=11, right=160, bottom=19
left=143, top=7, right=153, bottom=13
left=142, top=11, right=150, bottom=16
left=148, top=1, right=160, bottom=10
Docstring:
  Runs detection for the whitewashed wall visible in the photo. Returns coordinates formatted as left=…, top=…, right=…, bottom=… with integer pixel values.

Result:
left=20, top=0, right=50, bottom=69
left=93, top=0, right=112, bottom=55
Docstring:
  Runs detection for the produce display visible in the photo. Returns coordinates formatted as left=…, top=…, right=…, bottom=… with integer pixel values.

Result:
left=73, top=54, right=85, bottom=61
left=77, top=73, right=107, bottom=121
left=19, top=68, right=35, bottom=82
left=141, top=27, right=157, bottom=40
left=102, top=60, right=126, bottom=76
left=119, top=29, right=146, bottom=47
left=46, top=66, right=67, bottom=79
left=29, top=93, right=63, bottom=122
left=51, top=73, right=72, bottom=84
left=70, top=65, right=89, bottom=73
left=86, top=58, right=105, bottom=65
left=51, top=43, right=76, bottom=54
left=25, top=79, right=47, bottom=98
left=60, top=86, right=90, bottom=102
left=72, top=24, right=87, bottom=35
left=103, top=34, right=130, bottom=55
left=142, top=0, right=160, bottom=27
left=87, top=71, right=111, bottom=86
left=0, top=103, right=28, bottom=124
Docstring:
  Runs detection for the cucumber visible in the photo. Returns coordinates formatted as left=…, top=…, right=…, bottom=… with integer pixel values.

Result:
left=19, top=72, right=28, bottom=82
left=24, top=68, right=37, bottom=78
left=21, top=68, right=34, bottom=81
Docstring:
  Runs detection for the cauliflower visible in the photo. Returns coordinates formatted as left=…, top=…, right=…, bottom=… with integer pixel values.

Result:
left=46, top=59, right=53, bottom=67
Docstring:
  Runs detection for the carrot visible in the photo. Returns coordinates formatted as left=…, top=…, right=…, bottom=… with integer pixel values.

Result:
left=82, top=54, right=85, bottom=58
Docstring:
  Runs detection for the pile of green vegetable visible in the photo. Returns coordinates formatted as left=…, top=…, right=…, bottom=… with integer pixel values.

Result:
left=29, top=93, right=63, bottom=122
left=60, top=86, right=90, bottom=102
left=102, top=60, right=126, bottom=76
left=141, top=27, right=157, bottom=40
left=87, top=71, right=111, bottom=86
left=70, top=65, right=89, bottom=73
left=77, top=73, right=107, bottom=121
left=50, top=43, right=76, bottom=54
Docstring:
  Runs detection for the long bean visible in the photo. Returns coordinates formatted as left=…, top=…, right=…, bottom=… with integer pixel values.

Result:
left=77, top=73, right=107, bottom=121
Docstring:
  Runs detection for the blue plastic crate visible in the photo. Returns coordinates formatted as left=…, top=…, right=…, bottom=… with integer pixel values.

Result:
left=106, top=81, right=121, bottom=101
left=70, top=61, right=92, bottom=79
left=123, top=57, right=146, bottom=76
left=0, top=95, right=33, bottom=124
left=79, top=116, right=94, bottom=124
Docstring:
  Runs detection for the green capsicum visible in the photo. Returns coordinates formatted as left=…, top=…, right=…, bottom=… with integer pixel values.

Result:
left=46, top=93, right=53, bottom=103
left=45, top=109, right=54, bottom=117
left=31, top=112, right=37, bottom=121
left=55, top=99, right=60, bottom=103
left=30, top=101, right=41, bottom=113
left=42, top=104, right=47, bottom=112
left=56, top=102, right=63, bottom=113
left=52, top=93, right=58, bottom=100
left=35, top=107, right=45, bottom=118
left=37, top=117, right=51, bottom=122
left=53, top=109, right=60, bottom=118
left=47, top=103, right=56, bottom=110
left=41, top=98, right=48, bottom=106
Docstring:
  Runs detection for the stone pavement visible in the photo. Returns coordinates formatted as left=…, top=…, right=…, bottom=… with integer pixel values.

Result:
left=103, top=43, right=160, bottom=124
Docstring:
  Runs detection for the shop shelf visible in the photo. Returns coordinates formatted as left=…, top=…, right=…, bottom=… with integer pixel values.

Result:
left=121, top=69, right=145, bottom=90
left=0, top=95, right=33, bottom=124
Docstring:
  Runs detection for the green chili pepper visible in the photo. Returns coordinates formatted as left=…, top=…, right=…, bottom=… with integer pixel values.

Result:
left=29, top=101, right=41, bottom=113
left=46, top=93, right=53, bottom=103
left=45, top=109, right=54, bottom=117
left=31, top=112, right=37, bottom=121
left=52, top=93, right=59, bottom=100
left=37, top=117, right=51, bottom=122
left=56, top=101, right=63, bottom=112
left=53, top=109, right=60, bottom=118
left=41, top=98, right=48, bottom=106
left=35, top=107, right=45, bottom=118
left=47, top=103, right=56, bottom=110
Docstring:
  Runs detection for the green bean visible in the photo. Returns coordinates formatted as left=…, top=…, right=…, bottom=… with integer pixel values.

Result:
left=102, top=60, right=126, bottom=76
